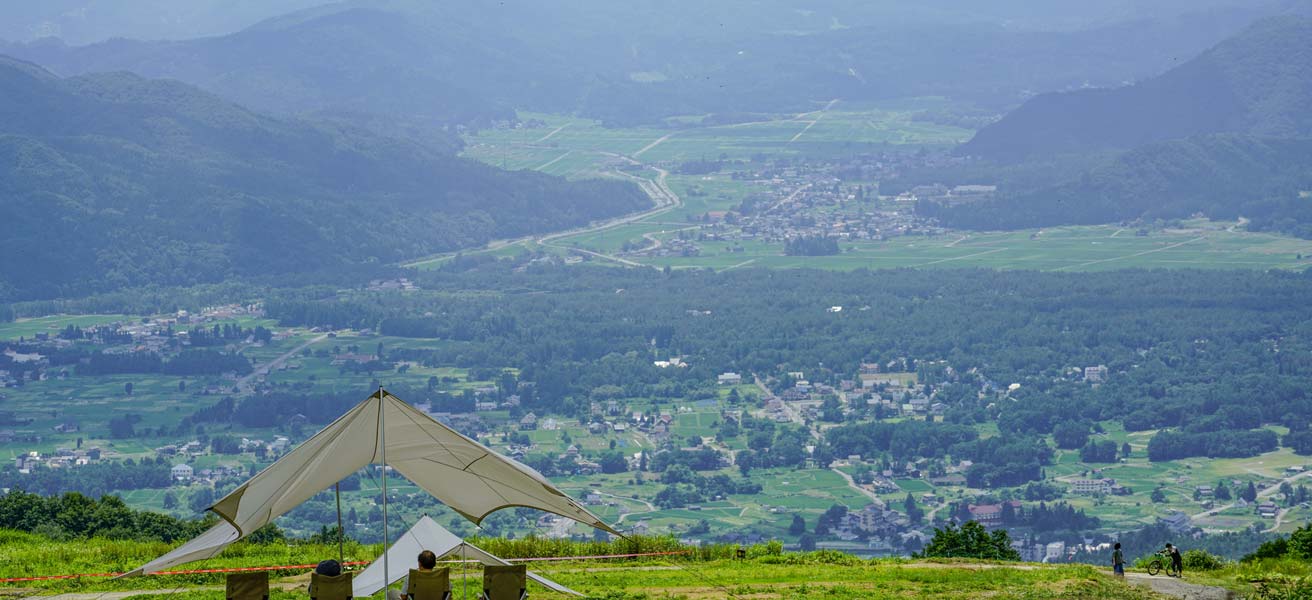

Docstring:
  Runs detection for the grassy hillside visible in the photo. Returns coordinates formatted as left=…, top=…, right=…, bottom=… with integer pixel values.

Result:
left=0, top=529, right=1167, bottom=599
left=0, top=57, right=649, bottom=301
left=961, top=17, right=1312, bottom=160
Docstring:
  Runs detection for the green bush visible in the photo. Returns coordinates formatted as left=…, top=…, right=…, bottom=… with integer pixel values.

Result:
left=1248, top=577, right=1312, bottom=600
left=756, top=550, right=866, bottom=566
left=1132, top=554, right=1164, bottom=569
left=1182, top=549, right=1225, bottom=571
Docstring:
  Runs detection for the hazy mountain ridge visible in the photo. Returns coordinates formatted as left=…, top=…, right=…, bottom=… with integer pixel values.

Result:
left=923, top=135, right=1312, bottom=233
left=1, top=2, right=1297, bottom=129
left=0, top=58, right=648, bottom=301
left=961, top=16, right=1312, bottom=160
left=0, top=0, right=338, bottom=45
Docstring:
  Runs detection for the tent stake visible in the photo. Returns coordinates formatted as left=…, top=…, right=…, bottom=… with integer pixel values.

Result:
left=380, top=387, right=389, bottom=597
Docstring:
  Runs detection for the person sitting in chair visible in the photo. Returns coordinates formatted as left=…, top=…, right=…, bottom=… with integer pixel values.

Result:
left=388, top=550, right=441, bottom=600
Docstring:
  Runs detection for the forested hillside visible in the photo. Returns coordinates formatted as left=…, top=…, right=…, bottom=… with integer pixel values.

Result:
left=961, top=17, right=1312, bottom=160
left=922, top=135, right=1312, bottom=234
left=0, top=58, right=648, bottom=301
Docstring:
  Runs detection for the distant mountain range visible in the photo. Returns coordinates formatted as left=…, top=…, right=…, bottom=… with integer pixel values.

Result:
left=921, top=17, right=1312, bottom=236
left=0, top=0, right=335, bottom=45
left=961, top=17, right=1312, bottom=160
left=0, top=57, right=648, bottom=301
left=1, top=1, right=1301, bottom=128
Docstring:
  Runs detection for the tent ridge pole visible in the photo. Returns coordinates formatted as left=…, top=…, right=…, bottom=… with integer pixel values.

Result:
left=380, top=386, right=389, bottom=595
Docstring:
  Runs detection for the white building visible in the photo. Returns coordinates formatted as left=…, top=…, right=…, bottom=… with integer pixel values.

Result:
left=171, top=464, right=194, bottom=482
left=1070, top=479, right=1110, bottom=495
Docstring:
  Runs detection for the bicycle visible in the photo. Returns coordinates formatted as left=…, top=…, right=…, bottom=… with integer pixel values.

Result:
left=1146, top=551, right=1181, bottom=577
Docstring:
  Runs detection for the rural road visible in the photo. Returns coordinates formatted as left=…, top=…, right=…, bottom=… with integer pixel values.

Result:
left=594, top=491, right=656, bottom=524
left=404, top=161, right=681, bottom=270
left=536, top=165, right=683, bottom=267
left=832, top=467, right=886, bottom=508
left=236, top=333, right=328, bottom=391
left=1190, top=468, right=1311, bottom=521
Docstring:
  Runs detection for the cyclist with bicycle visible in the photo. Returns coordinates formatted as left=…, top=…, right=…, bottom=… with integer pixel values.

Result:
left=1164, top=543, right=1183, bottom=577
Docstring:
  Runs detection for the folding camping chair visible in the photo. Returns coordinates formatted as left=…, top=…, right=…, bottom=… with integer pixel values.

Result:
left=406, top=568, right=452, bottom=600
left=309, top=571, right=354, bottom=600
left=479, top=565, right=527, bottom=600
left=226, top=571, right=269, bottom=600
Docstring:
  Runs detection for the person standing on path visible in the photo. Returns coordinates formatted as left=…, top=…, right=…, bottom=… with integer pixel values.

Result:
left=1112, top=542, right=1125, bottom=577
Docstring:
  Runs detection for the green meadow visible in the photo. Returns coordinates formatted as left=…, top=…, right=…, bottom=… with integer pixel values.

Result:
left=0, top=529, right=1170, bottom=600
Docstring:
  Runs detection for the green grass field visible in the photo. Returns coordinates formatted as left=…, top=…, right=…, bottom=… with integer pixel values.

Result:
left=0, top=314, right=132, bottom=341
left=463, top=103, right=970, bottom=179
left=0, top=530, right=1171, bottom=600
left=633, top=222, right=1312, bottom=272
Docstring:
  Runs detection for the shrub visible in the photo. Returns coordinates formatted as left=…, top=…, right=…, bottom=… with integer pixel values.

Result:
left=756, top=550, right=866, bottom=566
left=1182, top=549, right=1225, bottom=570
left=1248, top=577, right=1312, bottom=600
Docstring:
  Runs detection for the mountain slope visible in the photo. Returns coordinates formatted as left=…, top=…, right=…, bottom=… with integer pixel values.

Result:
left=0, top=0, right=336, bottom=45
left=961, top=17, right=1312, bottom=160
left=0, top=58, right=649, bottom=301
left=3, top=8, right=529, bottom=131
left=922, top=135, right=1312, bottom=233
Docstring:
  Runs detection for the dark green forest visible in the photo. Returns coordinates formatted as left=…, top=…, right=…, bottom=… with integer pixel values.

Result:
left=0, top=57, right=648, bottom=301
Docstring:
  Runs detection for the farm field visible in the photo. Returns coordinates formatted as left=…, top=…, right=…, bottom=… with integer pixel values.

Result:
left=640, top=221, right=1312, bottom=272
left=453, top=217, right=1312, bottom=273
left=0, top=314, right=132, bottom=341
left=463, top=102, right=971, bottom=178
left=455, top=106, right=1312, bottom=274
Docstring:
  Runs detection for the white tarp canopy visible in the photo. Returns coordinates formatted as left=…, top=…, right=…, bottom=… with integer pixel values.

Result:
left=125, top=390, right=614, bottom=576
left=353, top=515, right=581, bottom=597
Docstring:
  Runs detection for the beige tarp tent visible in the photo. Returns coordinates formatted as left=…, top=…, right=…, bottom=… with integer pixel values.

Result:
left=352, top=515, right=581, bottom=597
left=125, top=390, right=614, bottom=576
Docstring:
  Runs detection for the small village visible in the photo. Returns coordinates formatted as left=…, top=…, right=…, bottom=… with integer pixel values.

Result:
left=622, top=157, right=992, bottom=260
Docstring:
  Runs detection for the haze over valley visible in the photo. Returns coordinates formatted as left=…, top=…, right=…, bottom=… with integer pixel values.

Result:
left=2, top=3, right=1312, bottom=598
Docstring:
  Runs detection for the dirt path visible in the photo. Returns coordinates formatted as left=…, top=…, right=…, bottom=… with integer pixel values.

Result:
left=1123, top=573, right=1235, bottom=599
left=920, top=247, right=1008, bottom=266
left=535, top=150, right=572, bottom=171
left=633, top=133, right=673, bottom=158
left=535, top=123, right=569, bottom=143
left=1055, top=236, right=1207, bottom=271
